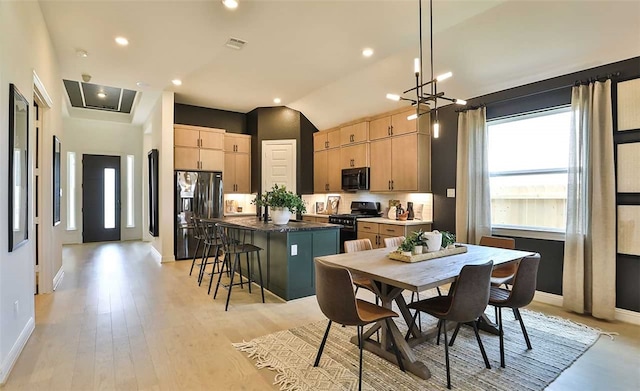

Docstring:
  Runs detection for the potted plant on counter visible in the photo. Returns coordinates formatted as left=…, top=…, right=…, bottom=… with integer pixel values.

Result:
left=253, top=184, right=306, bottom=225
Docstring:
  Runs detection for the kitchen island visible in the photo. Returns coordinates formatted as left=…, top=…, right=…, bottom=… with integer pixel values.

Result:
left=204, top=216, right=341, bottom=300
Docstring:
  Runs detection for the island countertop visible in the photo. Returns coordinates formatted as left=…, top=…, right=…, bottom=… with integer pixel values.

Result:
left=204, top=216, right=342, bottom=232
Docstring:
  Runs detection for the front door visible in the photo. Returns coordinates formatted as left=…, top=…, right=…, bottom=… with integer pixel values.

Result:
left=82, top=154, right=121, bottom=242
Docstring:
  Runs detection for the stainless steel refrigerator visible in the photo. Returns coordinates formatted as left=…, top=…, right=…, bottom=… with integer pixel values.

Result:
left=174, top=171, right=223, bottom=260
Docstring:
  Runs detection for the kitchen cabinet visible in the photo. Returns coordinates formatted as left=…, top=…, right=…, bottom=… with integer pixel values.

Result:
left=357, top=221, right=432, bottom=249
left=223, top=133, right=251, bottom=193
left=302, top=215, right=329, bottom=223
left=313, top=128, right=341, bottom=151
left=340, top=122, right=369, bottom=146
left=340, top=143, right=369, bottom=169
left=369, top=108, right=423, bottom=141
left=174, top=125, right=225, bottom=171
left=314, top=148, right=341, bottom=193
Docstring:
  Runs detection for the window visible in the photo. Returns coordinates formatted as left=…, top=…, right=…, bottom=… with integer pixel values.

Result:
left=67, top=152, right=76, bottom=230
left=488, top=107, right=571, bottom=232
left=104, top=168, right=116, bottom=229
left=126, top=155, right=134, bottom=227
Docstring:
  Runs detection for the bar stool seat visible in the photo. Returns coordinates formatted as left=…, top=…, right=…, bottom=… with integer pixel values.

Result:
left=212, top=223, right=265, bottom=311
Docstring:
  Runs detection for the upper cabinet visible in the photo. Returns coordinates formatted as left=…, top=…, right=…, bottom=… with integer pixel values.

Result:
left=313, top=128, right=341, bottom=151
left=224, top=133, right=251, bottom=193
left=340, top=122, right=369, bottom=146
left=369, top=108, right=424, bottom=141
left=174, top=125, right=224, bottom=171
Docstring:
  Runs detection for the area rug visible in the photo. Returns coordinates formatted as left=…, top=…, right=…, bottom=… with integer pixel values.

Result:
left=233, top=309, right=606, bottom=390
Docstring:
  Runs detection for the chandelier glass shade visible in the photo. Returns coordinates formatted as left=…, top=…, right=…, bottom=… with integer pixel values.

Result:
left=385, top=0, right=466, bottom=138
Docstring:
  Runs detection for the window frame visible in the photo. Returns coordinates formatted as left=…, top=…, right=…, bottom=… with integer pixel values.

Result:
left=487, top=106, right=571, bottom=239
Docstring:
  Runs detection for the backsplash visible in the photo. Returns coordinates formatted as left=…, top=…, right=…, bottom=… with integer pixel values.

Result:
left=302, top=192, right=433, bottom=222
left=223, top=193, right=257, bottom=215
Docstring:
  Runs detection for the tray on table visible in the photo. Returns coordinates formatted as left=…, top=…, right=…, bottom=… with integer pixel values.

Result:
left=388, top=245, right=467, bottom=263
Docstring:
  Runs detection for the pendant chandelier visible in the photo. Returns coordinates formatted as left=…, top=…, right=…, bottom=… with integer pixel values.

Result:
left=385, top=0, right=466, bottom=138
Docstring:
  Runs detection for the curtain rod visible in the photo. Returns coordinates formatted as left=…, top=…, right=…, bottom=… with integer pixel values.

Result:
left=456, top=71, right=621, bottom=113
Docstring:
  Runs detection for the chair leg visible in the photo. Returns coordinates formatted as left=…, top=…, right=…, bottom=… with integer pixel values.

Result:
left=443, top=320, right=451, bottom=389
left=358, top=325, right=363, bottom=391
left=256, top=250, right=265, bottom=303
left=513, top=308, right=520, bottom=321
left=198, top=241, right=210, bottom=286
left=224, top=255, right=239, bottom=311
left=245, top=253, right=252, bottom=294
left=437, top=319, right=443, bottom=345
left=436, top=287, right=442, bottom=296
left=237, top=255, right=244, bottom=289
left=355, top=286, right=360, bottom=295
left=189, top=238, right=201, bottom=276
left=498, top=307, right=505, bottom=368
left=385, top=319, right=406, bottom=372
left=213, top=253, right=229, bottom=299
left=515, top=308, right=532, bottom=350
left=208, top=246, right=222, bottom=295
left=449, top=323, right=462, bottom=346
left=313, top=320, right=332, bottom=367
left=472, top=321, right=491, bottom=369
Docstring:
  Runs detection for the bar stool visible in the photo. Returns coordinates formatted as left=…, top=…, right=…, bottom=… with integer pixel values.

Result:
left=212, top=223, right=265, bottom=311
left=197, top=219, right=225, bottom=289
left=188, top=215, right=206, bottom=278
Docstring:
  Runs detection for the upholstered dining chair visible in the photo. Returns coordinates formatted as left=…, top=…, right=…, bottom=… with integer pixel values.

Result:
left=407, top=261, right=494, bottom=389
left=383, top=236, right=405, bottom=248
left=313, top=259, right=405, bottom=391
left=344, top=239, right=378, bottom=303
left=479, top=236, right=516, bottom=286
left=489, top=253, right=541, bottom=368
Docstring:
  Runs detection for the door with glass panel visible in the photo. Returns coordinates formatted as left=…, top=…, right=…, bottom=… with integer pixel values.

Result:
left=82, top=154, right=121, bottom=242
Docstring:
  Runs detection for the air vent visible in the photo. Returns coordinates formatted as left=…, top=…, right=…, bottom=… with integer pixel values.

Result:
left=225, top=37, right=247, bottom=50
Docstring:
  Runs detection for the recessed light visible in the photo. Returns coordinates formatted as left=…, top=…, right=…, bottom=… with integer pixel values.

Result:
left=115, top=36, right=129, bottom=46
left=362, top=48, right=374, bottom=57
left=273, top=98, right=281, bottom=104
left=172, top=79, right=182, bottom=86
left=136, top=81, right=149, bottom=88
left=222, top=0, right=238, bottom=9
left=76, top=49, right=89, bottom=58
left=97, top=91, right=107, bottom=99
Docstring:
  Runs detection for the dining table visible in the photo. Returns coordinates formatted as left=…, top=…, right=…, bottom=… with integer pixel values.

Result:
left=314, top=244, right=536, bottom=380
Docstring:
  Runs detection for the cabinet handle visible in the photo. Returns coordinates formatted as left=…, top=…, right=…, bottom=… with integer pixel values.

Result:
left=325, top=141, right=328, bottom=149
left=390, top=125, right=394, bottom=135
left=350, top=134, right=354, bottom=142
left=391, top=180, right=394, bottom=190
left=386, top=229, right=395, bottom=233
left=388, top=180, right=391, bottom=190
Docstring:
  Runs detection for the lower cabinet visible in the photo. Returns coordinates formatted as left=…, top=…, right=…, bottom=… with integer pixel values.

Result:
left=357, top=221, right=432, bottom=249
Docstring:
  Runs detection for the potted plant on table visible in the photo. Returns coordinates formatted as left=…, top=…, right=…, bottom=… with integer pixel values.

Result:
left=441, top=231, right=456, bottom=249
left=408, top=230, right=426, bottom=254
left=252, top=184, right=306, bottom=225
left=398, top=237, right=415, bottom=257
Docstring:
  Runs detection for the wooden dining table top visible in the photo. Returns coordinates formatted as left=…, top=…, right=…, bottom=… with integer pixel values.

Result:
left=315, top=244, right=535, bottom=292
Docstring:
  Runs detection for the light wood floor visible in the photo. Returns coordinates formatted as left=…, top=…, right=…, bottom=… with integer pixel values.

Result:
left=2, top=241, right=639, bottom=390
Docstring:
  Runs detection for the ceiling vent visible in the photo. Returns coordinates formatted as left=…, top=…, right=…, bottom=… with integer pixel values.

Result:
left=225, top=37, right=247, bottom=50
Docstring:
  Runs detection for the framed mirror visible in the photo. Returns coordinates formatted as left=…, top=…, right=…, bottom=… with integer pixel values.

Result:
left=53, top=135, right=61, bottom=225
left=8, top=83, right=29, bottom=251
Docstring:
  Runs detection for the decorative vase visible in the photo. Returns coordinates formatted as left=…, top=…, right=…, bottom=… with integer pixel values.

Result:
left=413, top=245, right=423, bottom=255
left=424, top=232, right=443, bottom=252
left=270, top=207, right=291, bottom=225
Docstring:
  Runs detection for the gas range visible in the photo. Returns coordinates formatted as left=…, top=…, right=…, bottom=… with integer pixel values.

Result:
left=328, top=201, right=381, bottom=232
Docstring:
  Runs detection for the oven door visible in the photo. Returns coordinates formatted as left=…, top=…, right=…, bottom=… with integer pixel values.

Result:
left=338, top=228, right=357, bottom=253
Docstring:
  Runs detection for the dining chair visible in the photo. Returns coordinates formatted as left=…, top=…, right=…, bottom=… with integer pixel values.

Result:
left=407, top=261, right=494, bottom=389
left=479, top=236, right=516, bottom=286
left=313, top=259, right=405, bottom=391
left=383, top=236, right=405, bottom=248
left=344, top=239, right=378, bottom=303
left=489, top=253, right=541, bottom=368
left=212, top=223, right=265, bottom=311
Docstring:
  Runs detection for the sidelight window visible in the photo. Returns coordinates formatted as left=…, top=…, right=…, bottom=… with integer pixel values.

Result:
left=126, top=155, right=134, bottom=227
left=488, top=107, right=571, bottom=233
left=67, top=152, right=76, bottom=230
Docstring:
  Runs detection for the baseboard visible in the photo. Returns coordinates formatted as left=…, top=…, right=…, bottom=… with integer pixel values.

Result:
left=533, top=291, right=563, bottom=306
left=53, top=267, right=64, bottom=291
left=0, top=317, right=35, bottom=385
left=615, top=308, right=640, bottom=326
left=161, top=255, right=176, bottom=263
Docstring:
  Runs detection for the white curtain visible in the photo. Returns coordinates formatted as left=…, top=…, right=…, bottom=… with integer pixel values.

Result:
left=563, top=80, right=616, bottom=320
left=455, top=107, right=492, bottom=244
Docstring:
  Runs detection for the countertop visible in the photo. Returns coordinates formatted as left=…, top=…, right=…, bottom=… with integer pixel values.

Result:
left=359, top=217, right=433, bottom=226
left=302, top=213, right=332, bottom=218
left=204, top=216, right=342, bottom=233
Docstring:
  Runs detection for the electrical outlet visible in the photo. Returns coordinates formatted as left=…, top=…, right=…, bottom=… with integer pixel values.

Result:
left=291, top=244, right=298, bottom=256
left=447, top=188, right=456, bottom=198
left=14, top=300, right=19, bottom=317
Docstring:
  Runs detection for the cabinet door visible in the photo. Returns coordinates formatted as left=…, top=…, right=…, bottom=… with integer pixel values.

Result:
left=234, top=153, right=251, bottom=193
left=223, top=152, right=236, bottom=191
left=174, top=147, right=200, bottom=170
left=357, top=231, right=380, bottom=248
left=316, top=216, right=329, bottom=224
left=225, top=134, right=251, bottom=153
left=327, top=129, right=341, bottom=149
left=357, top=221, right=379, bottom=234
left=327, top=148, right=342, bottom=192
left=200, top=130, right=224, bottom=150
left=314, top=150, right=328, bottom=192
left=340, top=144, right=369, bottom=169
left=379, top=224, right=405, bottom=237
left=369, top=116, right=391, bottom=141
left=174, top=127, right=200, bottom=148
left=369, top=138, right=392, bottom=191
left=302, top=216, right=317, bottom=222
left=340, top=122, right=369, bottom=146
left=391, top=134, right=418, bottom=191
left=391, top=109, right=417, bottom=136
left=313, top=132, right=328, bottom=152
left=200, top=149, right=224, bottom=171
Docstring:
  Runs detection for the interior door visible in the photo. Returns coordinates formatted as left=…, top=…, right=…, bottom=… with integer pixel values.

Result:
left=262, top=140, right=296, bottom=193
left=82, top=154, right=121, bottom=243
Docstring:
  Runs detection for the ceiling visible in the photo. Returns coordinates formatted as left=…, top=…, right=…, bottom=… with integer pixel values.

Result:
left=40, top=0, right=640, bottom=130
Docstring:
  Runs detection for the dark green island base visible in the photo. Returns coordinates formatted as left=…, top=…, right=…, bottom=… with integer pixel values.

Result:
left=210, top=217, right=341, bottom=301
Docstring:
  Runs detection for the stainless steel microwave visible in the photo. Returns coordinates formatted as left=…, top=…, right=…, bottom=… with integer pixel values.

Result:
left=342, top=167, right=370, bottom=191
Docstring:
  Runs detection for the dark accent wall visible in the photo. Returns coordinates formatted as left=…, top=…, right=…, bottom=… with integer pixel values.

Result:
left=432, top=57, right=640, bottom=311
left=247, top=106, right=317, bottom=195
left=174, top=103, right=246, bottom=134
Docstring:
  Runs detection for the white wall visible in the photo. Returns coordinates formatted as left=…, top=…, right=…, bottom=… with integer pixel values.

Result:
left=142, top=92, right=175, bottom=262
left=0, top=1, right=63, bottom=384
left=61, top=118, right=143, bottom=244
